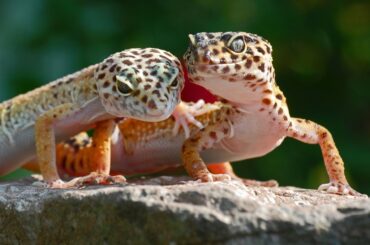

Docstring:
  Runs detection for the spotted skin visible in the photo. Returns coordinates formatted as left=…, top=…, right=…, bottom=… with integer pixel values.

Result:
left=183, top=31, right=362, bottom=196
left=24, top=101, right=276, bottom=187
left=0, top=48, right=190, bottom=188
left=22, top=33, right=363, bottom=195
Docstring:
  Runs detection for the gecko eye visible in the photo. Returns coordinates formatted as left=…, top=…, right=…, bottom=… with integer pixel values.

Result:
left=169, top=78, right=179, bottom=89
left=116, top=80, right=134, bottom=96
left=165, top=66, right=180, bottom=90
left=228, top=36, right=245, bottom=53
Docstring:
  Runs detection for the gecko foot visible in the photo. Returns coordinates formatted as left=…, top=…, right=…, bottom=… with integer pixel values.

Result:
left=238, top=178, right=279, bottom=187
left=73, top=172, right=127, bottom=186
left=318, top=182, right=367, bottom=197
left=172, top=100, right=220, bottom=138
left=45, top=174, right=126, bottom=189
left=197, top=173, right=232, bottom=182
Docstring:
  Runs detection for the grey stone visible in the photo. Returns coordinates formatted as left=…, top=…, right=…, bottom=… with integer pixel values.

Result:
left=0, top=175, right=369, bottom=245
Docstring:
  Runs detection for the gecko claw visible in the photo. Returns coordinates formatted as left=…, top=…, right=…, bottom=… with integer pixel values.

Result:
left=318, top=182, right=367, bottom=197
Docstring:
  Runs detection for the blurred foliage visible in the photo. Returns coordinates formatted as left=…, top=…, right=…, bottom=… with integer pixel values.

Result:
left=0, top=0, right=369, bottom=194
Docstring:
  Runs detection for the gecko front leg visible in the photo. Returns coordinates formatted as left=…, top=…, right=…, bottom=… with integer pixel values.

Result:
left=35, top=103, right=75, bottom=188
left=69, top=119, right=126, bottom=186
left=287, top=118, right=363, bottom=196
left=35, top=104, right=124, bottom=188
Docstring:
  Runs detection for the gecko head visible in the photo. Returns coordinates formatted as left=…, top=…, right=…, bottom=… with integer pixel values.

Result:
left=183, top=32, right=276, bottom=102
left=95, top=48, right=184, bottom=122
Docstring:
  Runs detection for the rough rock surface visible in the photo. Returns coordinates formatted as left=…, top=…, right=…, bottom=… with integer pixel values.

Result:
left=0, top=175, right=369, bottom=244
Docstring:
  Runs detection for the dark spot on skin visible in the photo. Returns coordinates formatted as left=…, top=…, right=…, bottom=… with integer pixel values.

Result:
left=103, top=93, right=110, bottom=99
left=209, top=131, right=217, bottom=140
left=106, top=58, right=114, bottom=63
left=142, top=54, right=153, bottom=58
left=220, top=58, right=226, bottom=64
left=258, top=63, right=265, bottom=72
left=245, top=59, right=252, bottom=68
left=273, top=102, right=277, bottom=109
left=262, top=98, right=271, bottom=105
left=109, top=64, right=117, bottom=72
left=150, top=48, right=160, bottom=53
left=132, top=90, right=140, bottom=97
left=265, top=45, right=271, bottom=54
left=221, top=33, right=232, bottom=42
left=213, top=48, right=219, bottom=55
left=103, top=81, right=110, bottom=88
left=143, top=71, right=148, bottom=76
left=152, top=90, right=160, bottom=97
left=212, top=65, right=219, bottom=72
left=234, top=64, right=241, bottom=70
left=276, top=94, right=283, bottom=100
left=253, top=56, right=260, bottom=62
left=141, top=95, right=148, bottom=103
left=222, top=66, right=230, bottom=73
left=278, top=108, right=283, bottom=115
left=257, top=47, right=265, bottom=54
left=283, top=115, right=288, bottom=121
left=144, top=84, right=151, bottom=90
left=321, top=132, right=328, bottom=138
left=206, top=33, right=215, bottom=39
left=164, top=72, right=172, bottom=79
left=230, top=54, right=238, bottom=60
left=148, top=99, right=157, bottom=109
left=244, top=74, right=256, bottom=80
left=263, top=89, right=272, bottom=94
left=150, top=70, right=158, bottom=76
left=101, top=64, right=107, bottom=70
left=163, top=51, right=173, bottom=57
left=155, top=82, right=162, bottom=89
left=122, top=60, right=133, bottom=66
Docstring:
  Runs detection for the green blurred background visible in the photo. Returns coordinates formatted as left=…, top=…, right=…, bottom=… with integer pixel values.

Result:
left=0, top=0, right=369, bottom=194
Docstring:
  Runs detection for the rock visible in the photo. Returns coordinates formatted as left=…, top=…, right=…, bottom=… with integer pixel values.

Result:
left=0, top=175, right=369, bottom=244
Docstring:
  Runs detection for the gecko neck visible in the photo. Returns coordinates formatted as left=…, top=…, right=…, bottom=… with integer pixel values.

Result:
left=204, top=77, right=278, bottom=113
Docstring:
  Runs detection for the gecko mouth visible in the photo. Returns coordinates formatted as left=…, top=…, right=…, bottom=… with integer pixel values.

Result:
left=144, top=105, right=174, bottom=122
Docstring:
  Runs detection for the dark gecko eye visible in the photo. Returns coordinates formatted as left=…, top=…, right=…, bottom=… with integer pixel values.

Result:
left=116, top=80, right=134, bottom=96
left=169, top=78, right=179, bottom=89
left=228, top=36, right=245, bottom=53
